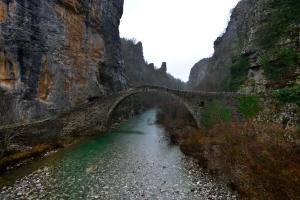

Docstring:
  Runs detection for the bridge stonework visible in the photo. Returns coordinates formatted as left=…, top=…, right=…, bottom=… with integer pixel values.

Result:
left=105, top=85, right=243, bottom=128
left=0, top=86, right=245, bottom=145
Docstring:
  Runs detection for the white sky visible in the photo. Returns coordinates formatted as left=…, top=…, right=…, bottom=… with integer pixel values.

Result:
left=120, top=0, right=240, bottom=82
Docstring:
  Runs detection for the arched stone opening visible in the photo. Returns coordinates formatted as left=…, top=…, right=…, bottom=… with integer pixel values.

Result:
left=106, top=88, right=200, bottom=129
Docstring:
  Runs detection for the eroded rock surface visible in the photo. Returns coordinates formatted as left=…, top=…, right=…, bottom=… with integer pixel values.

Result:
left=0, top=0, right=127, bottom=124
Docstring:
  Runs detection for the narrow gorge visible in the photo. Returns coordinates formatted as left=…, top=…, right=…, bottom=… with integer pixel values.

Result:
left=0, top=0, right=299, bottom=199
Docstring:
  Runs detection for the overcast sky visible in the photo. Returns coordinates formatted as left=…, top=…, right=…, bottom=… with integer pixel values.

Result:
left=120, top=0, right=240, bottom=82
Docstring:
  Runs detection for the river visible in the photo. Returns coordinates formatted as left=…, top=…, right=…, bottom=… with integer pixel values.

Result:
left=0, top=110, right=235, bottom=199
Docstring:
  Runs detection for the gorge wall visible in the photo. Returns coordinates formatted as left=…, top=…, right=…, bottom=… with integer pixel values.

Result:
left=0, top=0, right=127, bottom=124
left=121, top=38, right=185, bottom=89
left=188, top=0, right=299, bottom=127
left=188, top=0, right=300, bottom=93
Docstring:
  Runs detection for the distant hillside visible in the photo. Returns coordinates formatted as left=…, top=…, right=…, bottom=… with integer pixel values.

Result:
left=121, top=38, right=185, bottom=89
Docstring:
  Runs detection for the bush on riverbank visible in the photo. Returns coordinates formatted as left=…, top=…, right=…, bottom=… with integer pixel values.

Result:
left=179, top=122, right=300, bottom=199
left=157, top=101, right=300, bottom=199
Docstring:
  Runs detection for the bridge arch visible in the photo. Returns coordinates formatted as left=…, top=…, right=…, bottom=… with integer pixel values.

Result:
left=106, top=86, right=201, bottom=128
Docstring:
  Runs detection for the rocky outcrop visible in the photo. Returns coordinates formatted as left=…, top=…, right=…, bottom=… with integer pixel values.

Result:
left=158, top=62, right=167, bottom=74
left=188, top=59, right=210, bottom=90
left=188, top=0, right=299, bottom=92
left=0, top=0, right=127, bottom=124
left=188, top=0, right=300, bottom=128
left=188, top=0, right=260, bottom=91
left=121, top=38, right=185, bottom=89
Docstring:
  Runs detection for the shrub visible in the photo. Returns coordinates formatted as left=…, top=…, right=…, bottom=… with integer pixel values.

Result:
left=273, top=85, right=300, bottom=106
left=226, top=56, right=250, bottom=91
left=260, top=48, right=299, bottom=81
left=201, top=101, right=232, bottom=129
left=180, top=122, right=300, bottom=199
left=238, top=96, right=261, bottom=119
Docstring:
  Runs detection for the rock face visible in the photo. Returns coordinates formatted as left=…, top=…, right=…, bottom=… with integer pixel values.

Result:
left=188, top=0, right=259, bottom=91
left=187, top=0, right=299, bottom=127
left=0, top=0, right=127, bottom=124
left=158, top=62, right=167, bottom=74
left=188, top=0, right=299, bottom=92
left=188, top=59, right=210, bottom=90
left=121, top=38, right=185, bottom=89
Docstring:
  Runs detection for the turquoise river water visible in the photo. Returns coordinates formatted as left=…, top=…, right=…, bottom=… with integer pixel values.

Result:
left=0, top=110, right=235, bottom=199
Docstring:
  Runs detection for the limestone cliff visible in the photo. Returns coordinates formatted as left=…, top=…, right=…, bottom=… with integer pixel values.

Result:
left=188, top=58, right=210, bottom=91
left=187, top=0, right=253, bottom=91
left=188, top=0, right=300, bottom=127
left=0, top=0, right=127, bottom=124
left=121, top=38, right=185, bottom=89
left=188, top=0, right=299, bottom=93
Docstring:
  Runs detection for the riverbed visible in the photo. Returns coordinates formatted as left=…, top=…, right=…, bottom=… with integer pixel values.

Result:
left=0, top=110, right=236, bottom=199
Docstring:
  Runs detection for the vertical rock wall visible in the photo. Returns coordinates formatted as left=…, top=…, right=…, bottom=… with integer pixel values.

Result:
left=188, top=0, right=299, bottom=92
left=0, top=0, right=127, bottom=124
left=188, top=0, right=270, bottom=91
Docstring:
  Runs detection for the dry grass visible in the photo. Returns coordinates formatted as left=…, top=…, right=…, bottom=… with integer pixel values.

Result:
left=179, top=122, right=300, bottom=199
left=157, top=97, right=300, bottom=199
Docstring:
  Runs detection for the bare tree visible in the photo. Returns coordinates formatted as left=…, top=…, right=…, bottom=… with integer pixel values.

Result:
left=0, top=131, right=21, bottom=156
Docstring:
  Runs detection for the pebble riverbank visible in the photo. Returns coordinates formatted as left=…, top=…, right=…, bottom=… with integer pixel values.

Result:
left=0, top=110, right=237, bottom=199
left=0, top=160, right=237, bottom=200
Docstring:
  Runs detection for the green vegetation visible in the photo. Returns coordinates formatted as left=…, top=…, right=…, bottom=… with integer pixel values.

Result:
left=260, top=48, right=299, bottom=81
left=225, top=1, right=300, bottom=90
left=273, top=86, right=300, bottom=106
left=201, top=101, right=232, bottom=129
left=226, top=56, right=250, bottom=91
left=238, top=96, right=261, bottom=119
left=258, top=0, right=300, bottom=49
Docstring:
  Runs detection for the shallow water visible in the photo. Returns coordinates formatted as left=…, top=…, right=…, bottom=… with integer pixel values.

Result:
left=0, top=110, right=235, bottom=199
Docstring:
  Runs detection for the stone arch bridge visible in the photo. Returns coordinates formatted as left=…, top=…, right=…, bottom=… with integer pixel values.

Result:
left=106, top=85, right=242, bottom=128
left=0, top=85, right=245, bottom=145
